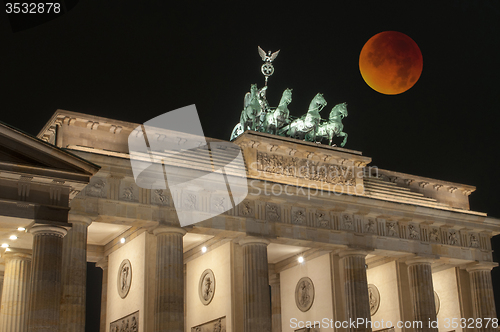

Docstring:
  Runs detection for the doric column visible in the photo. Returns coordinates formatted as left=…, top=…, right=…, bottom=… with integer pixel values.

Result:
left=153, top=226, right=186, bottom=332
left=339, top=249, right=371, bottom=332
left=60, top=214, right=92, bottom=332
left=96, top=258, right=108, bottom=332
left=0, top=250, right=31, bottom=332
left=467, top=263, right=497, bottom=332
left=0, top=271, right=4, bottom=304
left=239, top=237, right=271, bottom=332
left=269, top=273, right=281, bottom=332
left=406, top=257, right=437, bottom=332
left=28, top=224, right=67, bottom=332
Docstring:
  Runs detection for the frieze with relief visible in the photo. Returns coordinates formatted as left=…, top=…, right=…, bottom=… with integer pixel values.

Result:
left=110, top=311, right=138, bottom=332
left=386, top=222, right=398, bottom=237
left=86, top=178, right=106, bottom=198
left=429, top=228, right=441, bottom=243
left=211, top=196, right=227, bottom=213
left=266, top=203, right=281, bottom=222
left=256, top=152, right=356, bottom=186
left=448, top=230, right=460, bottom=246
left=152, top=189, right=169, bottom=205
left=469, top=233, right=480, bottom=248
left=408, top=224, right=420, bottom=240
left=365, top=219, right=377, bottom=234
left=292, top=208, right=307, bottom=225
left=341, top=214, right=354, bottom=231
left=191, top=316, right=225, bottom=332
left=239, top=200, right=254, bottom=217
left=184, top=193, right=198, bottom=211
left=315, top=211, right=330, bottom=228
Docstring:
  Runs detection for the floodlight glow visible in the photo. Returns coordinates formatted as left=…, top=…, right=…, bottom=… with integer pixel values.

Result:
left=9, top=235, right=17, bottom=240
left=17, top=227, right=26, bottom=231
left=1, top=244, right=9, bottom=248
left=298, top=256, right=304, bottom=263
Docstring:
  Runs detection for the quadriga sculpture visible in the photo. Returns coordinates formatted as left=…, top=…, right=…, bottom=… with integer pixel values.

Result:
left=315, top=102, right=348, bottom=147
left=280, top=93, right=327, bottom=141
left=261, top=88, right=292, bottom=135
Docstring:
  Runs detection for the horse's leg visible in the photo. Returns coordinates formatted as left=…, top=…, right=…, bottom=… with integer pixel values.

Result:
left=339, top=132, right=348, bottom=147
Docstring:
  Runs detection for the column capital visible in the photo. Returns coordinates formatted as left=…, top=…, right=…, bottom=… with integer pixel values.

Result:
left=68, top=213, right=92, bottom=226
left=153, top=226, right=186, bottom=236
left=269, top=273, right=280, bottom=286
left=466, top=261, right=498, bottom=272
left=405, top=255, right=438, bottom=266
left=2, top=248, right=32, bottom=261
left=338, top=248, right=370, bottom=258
left=96, top=257, right=109, bottom=270
left=29, top=224, right=67, bottom=238
left=239, top=236, right=270, bottom=247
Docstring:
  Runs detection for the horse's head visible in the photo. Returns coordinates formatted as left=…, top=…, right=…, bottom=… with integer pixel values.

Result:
left=313, top=93, right=327, bottom=108
left=330, top=102, right=348, bottom=120
left=282, top=88, right=293, bottom=103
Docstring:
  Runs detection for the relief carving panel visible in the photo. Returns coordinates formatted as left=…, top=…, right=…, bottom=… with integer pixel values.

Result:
left=110, top=311, right=139, bottom=332
left=86, top=178, right=106, bottom=198
left=292, top=208, right=307, bottom=225
left=239, top=200, right=254, bottom=217
left=315, top=211, right=330, bottom=228
left=368, top=284, right=380, bottom=316
left=257, top=152, right=356, bottom=186
left=191, top=316, right=225, bottom=332
left=199, top=269, right=216, bottom=305
left=117, top=259, right=132, bottom=299
left=266, top=203, right=280, bottom=222
left=295, top=277, right=315, bottom=312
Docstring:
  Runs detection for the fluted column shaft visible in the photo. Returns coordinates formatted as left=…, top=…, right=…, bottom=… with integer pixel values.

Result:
left=96, top=258, right=108, bottom=332
left=467, top=264, right=497, bottom=332
left=240, top=237, right=271, bottom=332
left=0, top=271, right=4, bottom=307
left=406, top=258, right=437, bottom=332
left=0, top=251, right=31, bottom=332
left=28, top=225, right=67, bottom=332
left=153, top=226, right=186, bottom=332
left=60, top=215, right=91, bottom=332
left=340, top=250, right=371, bottom=332
left=269, top=274, right=281, bottom=332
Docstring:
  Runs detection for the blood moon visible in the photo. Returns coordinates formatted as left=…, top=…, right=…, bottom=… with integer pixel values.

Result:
left=359, top=31, right=423, bottom=95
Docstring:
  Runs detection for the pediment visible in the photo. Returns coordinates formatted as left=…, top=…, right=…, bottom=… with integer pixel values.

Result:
left=0, top=121, right=100, bottom=178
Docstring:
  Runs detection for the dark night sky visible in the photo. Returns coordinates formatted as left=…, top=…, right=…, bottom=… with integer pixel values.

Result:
left=1, top=0, right=499, bottom=326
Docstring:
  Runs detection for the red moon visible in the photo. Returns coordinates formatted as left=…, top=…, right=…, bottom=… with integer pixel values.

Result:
left=359, top=31, right=423, bottom=95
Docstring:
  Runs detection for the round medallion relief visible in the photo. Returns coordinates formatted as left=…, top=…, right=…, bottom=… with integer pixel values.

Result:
left=199, top=269, right=216, bottom=305
left=117, top=259, right=132, bottom=299
left=434, top=291, right=440, bottom=315
left=368, top=284, right=380, bottom=316
left=295, top=277, right=315, bottom=312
